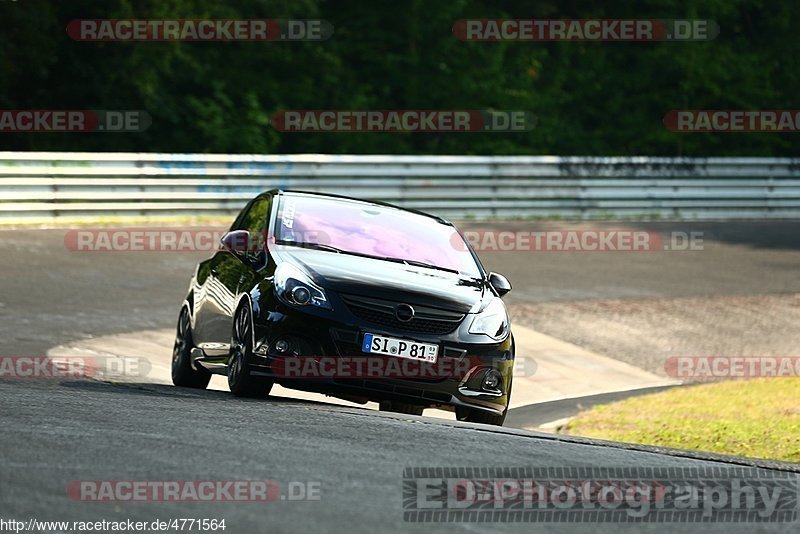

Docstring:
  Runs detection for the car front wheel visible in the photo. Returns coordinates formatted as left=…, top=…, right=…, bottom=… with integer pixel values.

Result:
left=456, top=407, right=507, bottom=426
left=228, top=304, right=273, bottom=398
left=456, top=372, right=512, bottom=426
left=379, top=401, right=424, bottom=416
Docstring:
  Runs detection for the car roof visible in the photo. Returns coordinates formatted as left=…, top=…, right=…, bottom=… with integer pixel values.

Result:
left=262, top=189, right=453, bottom=226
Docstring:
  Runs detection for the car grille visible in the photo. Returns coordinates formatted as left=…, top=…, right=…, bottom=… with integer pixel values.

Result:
left=341, top=294, right=465, bottom=336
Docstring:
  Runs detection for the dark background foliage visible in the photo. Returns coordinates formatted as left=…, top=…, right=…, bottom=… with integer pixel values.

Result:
left=0, top=0, right=797, bottom=155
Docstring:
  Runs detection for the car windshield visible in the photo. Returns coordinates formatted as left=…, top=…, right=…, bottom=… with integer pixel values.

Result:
left=275, top=194, right=481, bottom=278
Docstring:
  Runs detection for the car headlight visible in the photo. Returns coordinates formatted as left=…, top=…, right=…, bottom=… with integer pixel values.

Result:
left=274, top=263, right=332, bottom=310
left=469, top=298, right=509, bottom=340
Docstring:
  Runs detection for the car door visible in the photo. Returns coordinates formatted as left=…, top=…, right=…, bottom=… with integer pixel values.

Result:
left=192, top=198, right=253, bottom=351
left=194, top=197, right=270, bottom=357
left=234, top=195, right=273, bottom=312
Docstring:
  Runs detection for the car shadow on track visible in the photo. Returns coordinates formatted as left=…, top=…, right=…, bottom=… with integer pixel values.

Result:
left=59, top=379, right=360, bottom=410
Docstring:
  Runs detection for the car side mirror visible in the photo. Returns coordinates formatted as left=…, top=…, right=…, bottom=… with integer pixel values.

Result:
left=488, top=272, right=512, bottom=297
left=220, top=230, right=252, bottom=257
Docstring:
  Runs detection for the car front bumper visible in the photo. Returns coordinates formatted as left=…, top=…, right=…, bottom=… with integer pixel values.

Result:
left=249, top=303, right=515, bottom=416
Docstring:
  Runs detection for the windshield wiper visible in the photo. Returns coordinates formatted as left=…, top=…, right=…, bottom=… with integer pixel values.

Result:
left=276, top=241, right=344, bottom=253
left=276, top=240, right=462, bottom=274
left=399, top=258, right=460, bottom=274
left=375, top=255, right=461, bottom=274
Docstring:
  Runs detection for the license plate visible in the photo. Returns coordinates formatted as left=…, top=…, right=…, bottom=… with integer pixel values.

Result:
left=362, top=333, right=438, bottom=363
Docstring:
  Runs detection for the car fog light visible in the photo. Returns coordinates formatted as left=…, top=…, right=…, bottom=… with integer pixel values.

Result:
left=274, top=339, right=291, bottom=353
left=291, top=286, right=311, bottom=305
left=481, top=369, right=502, bottom=391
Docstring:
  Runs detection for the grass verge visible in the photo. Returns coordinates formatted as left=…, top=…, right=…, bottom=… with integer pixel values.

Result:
left=562, top=378, right=800, bottom=463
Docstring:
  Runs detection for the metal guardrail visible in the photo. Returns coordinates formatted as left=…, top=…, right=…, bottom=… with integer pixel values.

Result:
left=1, top=152, right=800, bottom=221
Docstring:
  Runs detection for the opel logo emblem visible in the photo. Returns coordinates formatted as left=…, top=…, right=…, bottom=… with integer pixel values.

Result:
left=395, top=303, right=415, bottom=322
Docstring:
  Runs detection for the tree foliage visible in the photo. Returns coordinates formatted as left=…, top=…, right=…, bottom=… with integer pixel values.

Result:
left=0, top=0, right=797, bottom=155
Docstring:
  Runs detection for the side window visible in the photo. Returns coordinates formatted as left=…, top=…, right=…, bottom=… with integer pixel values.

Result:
left=240, top=198, right=270, bottom=236
left=232, top=196, right=271, bottom=261
left=229, top=198, right=256, bottom=232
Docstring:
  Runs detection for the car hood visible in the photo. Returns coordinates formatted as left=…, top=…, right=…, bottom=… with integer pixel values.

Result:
left=274, top=246, right=486, bottom=313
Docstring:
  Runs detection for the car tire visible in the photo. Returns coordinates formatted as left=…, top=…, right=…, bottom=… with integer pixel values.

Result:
left=457, top=408, right=507, bottom=426
left=228, top=304, right=273, bottom=398
left=379, top=401, right=424, bottom=416
left=455, top=374, right=512, bottom=426
left=172, top=305, right=211, bottom=389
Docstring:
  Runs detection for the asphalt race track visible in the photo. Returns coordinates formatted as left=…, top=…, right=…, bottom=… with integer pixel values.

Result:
left=1, top=223, right=799, bottom=533
left=4, top=221, right=800, bottom=356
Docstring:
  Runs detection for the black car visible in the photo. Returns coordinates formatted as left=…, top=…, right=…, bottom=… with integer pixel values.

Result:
left=172, top=190, right=515, bottom=425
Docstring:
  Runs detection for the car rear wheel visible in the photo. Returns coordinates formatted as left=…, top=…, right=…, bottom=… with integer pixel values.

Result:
left=379, top=401, right=424, bottom=416
left=228, top=304, right=273, bottom=398
left=172, top=306, right=211, bottom=389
